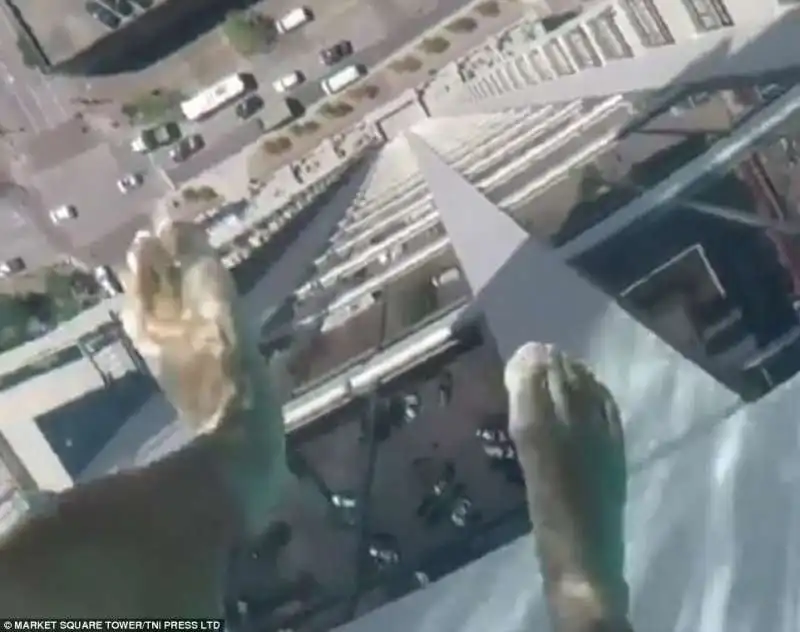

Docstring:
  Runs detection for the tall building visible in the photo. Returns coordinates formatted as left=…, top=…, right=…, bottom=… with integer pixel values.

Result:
left=4, top=1, right=800, bottom=629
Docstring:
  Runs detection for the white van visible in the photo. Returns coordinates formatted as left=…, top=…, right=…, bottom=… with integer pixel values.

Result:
left=320, top=64, right=367, bottom=96
left=276, top=7, right=313, bottom=34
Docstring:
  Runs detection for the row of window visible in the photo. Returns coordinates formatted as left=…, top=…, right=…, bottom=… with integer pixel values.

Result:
left=508, top=0, right=734, bottom=85
left=622, top=0, right=733, bottom=49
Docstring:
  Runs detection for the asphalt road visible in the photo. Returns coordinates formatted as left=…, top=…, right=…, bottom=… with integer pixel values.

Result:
left=250, top=0, right=479, bottom=103
left=145, top=0, right=483, bottom=181
left=0, top=3, right=72, bottom=135
left=161, top=117, right=265, bottom=188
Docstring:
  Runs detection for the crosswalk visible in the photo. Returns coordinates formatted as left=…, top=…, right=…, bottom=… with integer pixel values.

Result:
left=0, top=7, right=71, bottom=134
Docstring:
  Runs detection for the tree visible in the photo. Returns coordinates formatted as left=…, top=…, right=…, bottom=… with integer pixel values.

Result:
left=262, top=136, right=293, bottom=155
left=222, top=11, right=277, bottom=56
left=389, top=56, right=423, bottom=74
left=320, top=102, right=354, bottom=119
left=290, top=120, right=321, bottom=136
left=446, top=16, right=478, bottom=33
left=122, top=89, right=184, bottom=125
left=348, top=84, right=380, bottom=101
left=419, top=37, right=451, bottom=55
left=475, top=0, right=501, bottom=17
left=182, top=186, right=220, bottom=203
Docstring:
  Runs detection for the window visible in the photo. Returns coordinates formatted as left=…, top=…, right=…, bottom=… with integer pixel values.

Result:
left=527, top=49, right=554, bottom=81
left=543, top=41, right=575, bottom=77
left=564, top=27, right=601, bottom=69
left=620, top=0, right=674, bottom=47
left=682, top=0, right=733, bottom=32
left=587, top=9, right=633, bottom=60
left=513, top=57, right=540, bottom=84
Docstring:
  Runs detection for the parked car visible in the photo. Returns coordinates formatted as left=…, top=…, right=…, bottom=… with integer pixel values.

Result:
left=49, top=205, right=78, bottom=224
left=401, top=392, right=421, bottom=422
left=116, top=172, right=143, bottom=194
left=169, top=134, right=204, bottom=163
left=131, top=122, right=181, bottom=153
left=93, top=266, right=123, bottom=296
left=102, top=0, right=134, bottom=17
left=275, top=7, right=314, bottom=34
left=319, top=40, right=353, bottom=66
left=235, top=94, right=264, bottom=119
left=271, top=71, right=304, bottom=94
left=85, top=1, right=121, bottom=28
left=0, top=257, right=25, bottom=277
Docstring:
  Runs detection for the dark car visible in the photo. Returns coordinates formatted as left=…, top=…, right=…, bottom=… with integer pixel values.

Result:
left=102, top=0, right=134, bottom=17
left=169, top=134, right=204, bottom=163
left=128, top=0, right=153, bottom=8
left=132, top=121, right=181, bottom=153
left=0, top=257, right=25, bottom=277
left=85, top=1, right=121, bottom=28
left=319, top=40, right=353, bottom=66
left=235, top=94, right=264, bottom=120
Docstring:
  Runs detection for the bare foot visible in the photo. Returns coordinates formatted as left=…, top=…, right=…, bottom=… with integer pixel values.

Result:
left=504, top=342, right=632, bottom=632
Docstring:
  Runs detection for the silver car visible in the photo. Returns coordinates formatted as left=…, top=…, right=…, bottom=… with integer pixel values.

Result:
left=117, top=172, right=143, bottom=194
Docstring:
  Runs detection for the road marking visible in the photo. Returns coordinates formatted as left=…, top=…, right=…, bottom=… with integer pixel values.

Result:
left=24, top=80, right=58, bottom=128
left=0, top=4, right=70, bottom=130
left=0, top=60, right=42, bottom=131
left=29, top=69, right=71, bottom=122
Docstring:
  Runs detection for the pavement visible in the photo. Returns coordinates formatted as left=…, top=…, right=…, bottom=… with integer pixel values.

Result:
left=0, top=3, right=73, bottom=135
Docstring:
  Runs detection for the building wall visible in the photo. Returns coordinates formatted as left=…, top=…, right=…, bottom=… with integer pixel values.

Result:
left=0, top=337, right=144, bottom=490
left=451, top=0, right=800, bottom=112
